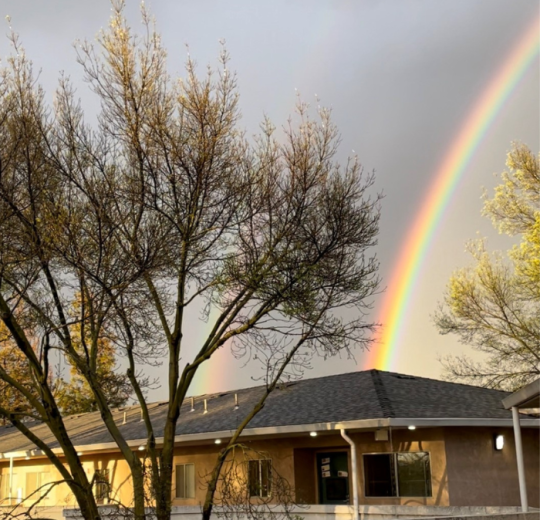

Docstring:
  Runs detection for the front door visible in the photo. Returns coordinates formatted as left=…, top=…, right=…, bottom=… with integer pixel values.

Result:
left=316, top=452, right=350, bottom=504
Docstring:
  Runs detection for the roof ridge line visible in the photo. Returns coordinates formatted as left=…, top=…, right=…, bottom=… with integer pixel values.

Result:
left=371, top=369, right=395, bottom=418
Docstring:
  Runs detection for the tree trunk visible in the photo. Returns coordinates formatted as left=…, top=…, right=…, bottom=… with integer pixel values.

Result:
left=71, top=483, right=101, bottom=520
left=201, top=448, right=229, bottom=520
left=154, top=443, right=174, bottom=520
left=131, top=467, right=147, bottom=520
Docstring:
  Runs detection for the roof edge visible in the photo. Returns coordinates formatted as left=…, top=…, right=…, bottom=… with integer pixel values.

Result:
left=2, top=416, right=539, bottom=459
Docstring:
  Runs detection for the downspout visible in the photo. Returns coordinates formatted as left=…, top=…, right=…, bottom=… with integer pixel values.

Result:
left=340, top=429, right=359, bottom=520
left=9, top=455, right=13, bottom=506
left=511, top=406, right=528, bottom=512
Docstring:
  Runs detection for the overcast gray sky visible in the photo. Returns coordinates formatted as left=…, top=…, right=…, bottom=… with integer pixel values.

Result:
left=1, top=0, right=538, bottom=398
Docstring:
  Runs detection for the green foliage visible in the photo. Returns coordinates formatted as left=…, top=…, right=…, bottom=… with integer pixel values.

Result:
left=435, top=143, right=540, bottom=391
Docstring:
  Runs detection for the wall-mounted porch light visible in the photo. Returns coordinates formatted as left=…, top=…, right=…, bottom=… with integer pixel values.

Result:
left=408, top=425, right=416, bottom=430
left=494, top=434, right=504, bottom=451
left=310, top=431, right=318, bottom=437
left=215, top=439, right=222, bottom=444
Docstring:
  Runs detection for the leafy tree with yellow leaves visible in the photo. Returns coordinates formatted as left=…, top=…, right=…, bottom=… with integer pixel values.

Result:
left=435, top=143, right=540, bottom=391
left=0, top=303, right=130, bottom=418
left=54, top=295, right=132, bottom=416
left=0, top=323, right=37, bottom=417
left=56, top=327, right=132, bottom=416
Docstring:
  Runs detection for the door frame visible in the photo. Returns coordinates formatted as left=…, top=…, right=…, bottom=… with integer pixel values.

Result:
left=314, top=448, right=352, bottom=505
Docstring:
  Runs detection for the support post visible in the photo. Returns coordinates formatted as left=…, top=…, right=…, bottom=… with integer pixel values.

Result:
left=340, top=429, right=359, bottom=520
left=511, top=406, right=528, bottom=512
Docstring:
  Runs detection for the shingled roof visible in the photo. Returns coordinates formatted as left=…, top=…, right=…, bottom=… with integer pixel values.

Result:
left=0, top=370, right=522, bottom=454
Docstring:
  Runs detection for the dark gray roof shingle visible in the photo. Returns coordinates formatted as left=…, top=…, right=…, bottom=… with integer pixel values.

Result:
left=0, top=370, right=514, bottom=453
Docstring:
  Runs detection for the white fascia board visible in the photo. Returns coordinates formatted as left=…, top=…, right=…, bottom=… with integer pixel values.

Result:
left=169, top=418, right=392, bottom=444
left=0, top=448, right=45, bottom=459
left=14, top=419, right=393, bottom=457
left=389, top=417, right=540, bottom=428
left=68, top=416, right=540, bottom=454
left=4, top=416, right=538, bottom=459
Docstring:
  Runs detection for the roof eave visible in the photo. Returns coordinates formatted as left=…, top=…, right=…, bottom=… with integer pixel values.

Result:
left=2, top=416, right=539, bottom=459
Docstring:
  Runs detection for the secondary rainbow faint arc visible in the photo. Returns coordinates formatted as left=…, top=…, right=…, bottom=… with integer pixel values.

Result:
left=366, top=15, right=540, bottom=371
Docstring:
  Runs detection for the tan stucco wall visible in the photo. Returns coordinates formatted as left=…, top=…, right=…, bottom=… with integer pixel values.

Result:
left=172, top=437, right=296, bottom=505
left=0, top=426, right=537, bottom=509
left=291, top=429, right=449, bottom=506
left=444, top=426, right=540, bottom=508
left=0, top=454, right=134, bottom=509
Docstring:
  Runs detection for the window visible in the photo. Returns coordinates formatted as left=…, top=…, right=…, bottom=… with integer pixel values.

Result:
left=364, top=454, right=396, bottom=497
left=25, top=472, right=50, bottom=500
left=175, top=464, right=195, bottom=499
left=0, top=473, right=19, bottom=504
left=0, top=473, right=8, bottom=503
left=364, top=452, right=431, bottom=498
left=396, top=452, right=432, bottom=497
left=93, top=469, right=110, bottom=503
left=248, top=460, right=272, bottom=498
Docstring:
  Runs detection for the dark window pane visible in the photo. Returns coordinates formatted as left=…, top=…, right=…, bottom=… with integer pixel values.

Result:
left=176, top=464, right=195, bottom=499
left=397, top=452, right=432, bottom=497
left=364, top=454, right=396, bottom=497
left=176, top=465, right=185, bottom=498
left=248, top=460, right=260, bottom=497
left=260, top=460, right=272, bottom=498
left=185, top=464, right=195, bottom=499
left=249, top=460, right=272, bottom=498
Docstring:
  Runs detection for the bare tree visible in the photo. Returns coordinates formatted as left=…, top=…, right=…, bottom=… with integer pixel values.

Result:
left=204, top=445, right=302, bottom=520
left=0, top=3, right=380, bottom=519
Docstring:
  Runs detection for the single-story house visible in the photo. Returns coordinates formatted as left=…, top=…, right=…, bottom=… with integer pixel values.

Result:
left=0, top=369, right=538, bottom=519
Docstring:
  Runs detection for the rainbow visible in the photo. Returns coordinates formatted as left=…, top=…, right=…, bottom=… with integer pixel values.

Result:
left=365, top=15, right=540, bottom=371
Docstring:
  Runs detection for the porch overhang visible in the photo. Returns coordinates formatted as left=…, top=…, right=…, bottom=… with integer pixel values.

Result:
left=502, top=378, right=540, bottom=410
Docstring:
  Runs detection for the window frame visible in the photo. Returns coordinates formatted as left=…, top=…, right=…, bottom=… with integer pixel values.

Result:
left=0, top=472, right=20, bottom=504
left=248, top=459, right=272, bottom=498
left=93, top=469, right=110, bottom=504
left=175, top=463, right=195, bottom=500
left=363, top=451, right=432, bottom=498
left=395, top=451, right=432, bottom=498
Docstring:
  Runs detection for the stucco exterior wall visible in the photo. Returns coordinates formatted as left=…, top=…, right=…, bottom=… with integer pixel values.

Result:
left=0, top=425, right=538, bottom=511
left=0, top=453, right=134, bottom=509
left=171, top=438, right=296, bottom=505
left=444, top=426, right=540, bottom=508
left=291, top=429, right=449, bottom=506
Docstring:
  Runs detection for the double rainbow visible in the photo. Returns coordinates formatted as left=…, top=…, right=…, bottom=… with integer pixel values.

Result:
left=365, top=15, right=540, bottom=371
